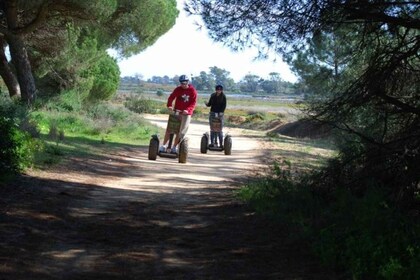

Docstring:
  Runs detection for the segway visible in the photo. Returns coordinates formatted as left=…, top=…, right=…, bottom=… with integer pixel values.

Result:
left=200, top=113, right=232, bottom=155
left=148, top=110, right=189, bottom=163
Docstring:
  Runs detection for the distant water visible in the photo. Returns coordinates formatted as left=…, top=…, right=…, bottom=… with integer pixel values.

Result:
left=119, top=89, right=303, bottom=103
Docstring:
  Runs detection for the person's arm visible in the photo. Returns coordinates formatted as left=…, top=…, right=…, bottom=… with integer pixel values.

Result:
left=167, top=87, right=178, bottom=108
left=221, top=94, right=227, bottom=112
left=205, top=93, right=213, bottom=107
left=185, top=87, right=197, bottom=115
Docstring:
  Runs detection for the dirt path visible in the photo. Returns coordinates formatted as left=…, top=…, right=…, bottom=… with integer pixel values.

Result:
left=0, top=115, right=333, bottom=279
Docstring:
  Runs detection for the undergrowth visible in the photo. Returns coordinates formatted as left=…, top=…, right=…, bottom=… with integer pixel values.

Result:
left=238, top=161, right=419, bottom=279
left=1, top=91, right=162, bottom=172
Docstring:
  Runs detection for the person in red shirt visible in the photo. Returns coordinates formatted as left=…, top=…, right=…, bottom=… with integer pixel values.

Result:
left=160, top=74, right=197, bottom=153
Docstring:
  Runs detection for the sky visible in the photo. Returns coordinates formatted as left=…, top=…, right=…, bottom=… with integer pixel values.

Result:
left=113, top=1, right=297, bottom=83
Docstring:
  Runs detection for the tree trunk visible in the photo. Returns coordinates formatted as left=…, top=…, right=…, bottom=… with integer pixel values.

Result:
left=4, top=0, right=37, bottom=105
left=7, top=34, right=36, bottom=104
left=0, top=38, right=21, bottom=98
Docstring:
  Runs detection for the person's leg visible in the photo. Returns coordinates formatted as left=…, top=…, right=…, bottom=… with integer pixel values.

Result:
left=210, top=131, right=215, bottom=146
left=174, top=114, right=191, bottom=147
left=209, top=112, right=214, bottom=146
left=163, top=129, right=170, bottom=145
left=160, top=128, right=170, bottom=152
left=219, top=115, right=224, bottom=148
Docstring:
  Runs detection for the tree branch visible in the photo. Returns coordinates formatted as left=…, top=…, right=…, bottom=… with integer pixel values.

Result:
left=345, top=8, right=420, bottom=30
left=15, top=0, right=51, bottom=35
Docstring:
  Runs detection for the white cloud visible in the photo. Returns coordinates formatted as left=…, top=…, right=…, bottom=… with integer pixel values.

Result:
left=115, top=1, right=297, bottom=83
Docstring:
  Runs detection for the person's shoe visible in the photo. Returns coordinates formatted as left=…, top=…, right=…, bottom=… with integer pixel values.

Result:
left=209, top=144, right=214, bottom=148
left=159, top=145, right=166, bottom=152
left=171, top=147, right=177, bottom=154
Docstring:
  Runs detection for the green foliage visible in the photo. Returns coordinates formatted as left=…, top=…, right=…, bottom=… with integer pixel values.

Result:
left=88, top=54, right=121, bottom=101
left=34, top=24, right=98, bottom=97
left=187, top=0, right=419, bottom=206
left=298, top=23, right=419, bottom=208
left=107, top=0, right=178, bottom=57
left=86, top=103, right=131, bottom=122
left=192, top=106, right=203, bottom=117
left=33, top=99, right=156, bottom=147
left=238, top=160, right=307, bottom=217
left=245, top=111, right=266, bottom=122
left=239, top=161, right=419, bottom=279
left=0, top=100, right=38, bottom=177
left=240, top=74, right=260, bottom=92
left=27, top=1, right=177, bottom=99
left=124, top=95, right=162, bottom=114
left=313, top=188, right=419, bottom=279
left=41, top=90, right=85, bottom=112
left=0, top=118, right=35, bottom=175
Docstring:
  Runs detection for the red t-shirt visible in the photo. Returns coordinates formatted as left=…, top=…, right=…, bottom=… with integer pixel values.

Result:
left=167, top=84, right=197, bottom=115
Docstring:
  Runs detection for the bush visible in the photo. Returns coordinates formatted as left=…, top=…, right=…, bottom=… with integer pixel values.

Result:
left=312, top=187, right=419, bottom=279
left=246, top=111, right=266, bottom=121
left=42, top=90, right=85, bottom=112
left=86, top=102, right=131, bottom=122
left=124, top=95, right=161, bottom=114
left=239, top=160, right=419, bottom=279
left=0, top=101, right=37, bottom=177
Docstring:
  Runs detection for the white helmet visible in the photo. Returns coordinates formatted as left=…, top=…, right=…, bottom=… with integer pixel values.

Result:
left=179, top=75, right=189, bottom=83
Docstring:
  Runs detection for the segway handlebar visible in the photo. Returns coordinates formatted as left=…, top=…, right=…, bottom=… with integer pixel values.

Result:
left=168, top=107, right=186, bottom=115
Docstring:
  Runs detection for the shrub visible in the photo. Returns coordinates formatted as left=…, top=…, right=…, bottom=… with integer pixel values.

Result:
left=239, top=159, right=419, bottom=279
left=42, top=90, right=85, bottom=112
left=312, top=187, right=419, bottom=279
left=0, top=116, right=34, bottom=176
left=245, top=111, right=266, bottom=122
left=0, top=101, right=37, bottom=177
left=124, top=95, right=160, bottom=114
left=86, top=102, right=131, bottom=122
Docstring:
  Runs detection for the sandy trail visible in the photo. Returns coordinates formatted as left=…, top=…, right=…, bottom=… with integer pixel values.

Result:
left=0, top=114, right=332, bottom=279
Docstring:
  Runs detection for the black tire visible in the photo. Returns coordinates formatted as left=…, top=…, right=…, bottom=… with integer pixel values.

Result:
left=178, top=138, right=189, bottom=163
left=224, top=135, right=232, bottom=155
left=148, top=138, right=159, bottom=160
left=200, top=134, right=208, bottom=154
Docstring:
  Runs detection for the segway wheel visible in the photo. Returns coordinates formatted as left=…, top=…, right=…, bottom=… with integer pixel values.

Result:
left=224, top=135, right=232, bottom=155
left=178, top=138, right=189, bottom=163
left=148, top=138, right=159, bottom=160
left=200, top=134, right=208, bottom=154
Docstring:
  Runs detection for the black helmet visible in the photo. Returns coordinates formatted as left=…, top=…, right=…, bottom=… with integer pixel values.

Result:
left=179, top=75, right=189, bottom=83
left=215, top=84, right=223, bottom=90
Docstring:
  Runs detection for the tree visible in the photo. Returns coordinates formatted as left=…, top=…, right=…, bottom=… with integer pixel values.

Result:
left=0, top=0, right=178, bottom=104
left=88, top=54, right=121, bottom=101
left=186, top=1, right=419, bottom=56
left=240, top=74, right=260, bottom=93
left=0, top=37, right=20, bottom=98
left=209, top=66, right=235, bottom=90
left=260, top=72, right=283, bottom=94
left=287, top=27, right=355, bottom=98
left=185, top=0, right=420, bottom=205
left=191, top=71, right=213, bottom=90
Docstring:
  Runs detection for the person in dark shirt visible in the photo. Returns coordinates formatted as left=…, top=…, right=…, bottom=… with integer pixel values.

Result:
left=205, top=84, right=227, bottom=147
